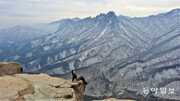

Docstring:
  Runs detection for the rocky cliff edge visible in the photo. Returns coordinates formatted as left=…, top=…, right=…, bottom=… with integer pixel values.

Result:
left=0, top=73, right=86, bottom=101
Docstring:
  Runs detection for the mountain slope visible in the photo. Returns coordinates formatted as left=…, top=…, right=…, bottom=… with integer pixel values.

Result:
left=0, top=25, right=47, bottom=44
left=0, top=8, right=180, bottom=100
left=1, top=11, right=150, bottom=73
left=33, top=17, right=81, bottom=33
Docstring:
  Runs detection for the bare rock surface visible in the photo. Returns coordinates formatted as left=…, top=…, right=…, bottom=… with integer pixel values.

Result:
left=0, top=62, right=23, bottom=76
left=0, top=73, right=86, bottom=101
left=0, top=75, right=29, bottom=100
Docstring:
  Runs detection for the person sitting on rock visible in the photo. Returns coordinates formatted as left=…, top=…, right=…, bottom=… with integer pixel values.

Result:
left=71, top=70, right=88, bottom=85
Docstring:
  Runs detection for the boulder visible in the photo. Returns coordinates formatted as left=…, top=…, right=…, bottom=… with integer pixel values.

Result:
left=0, top=62, right=23, bottom=76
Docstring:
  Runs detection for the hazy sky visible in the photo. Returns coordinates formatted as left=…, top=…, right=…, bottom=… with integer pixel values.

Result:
left=0, top=0, right=179, bottom=29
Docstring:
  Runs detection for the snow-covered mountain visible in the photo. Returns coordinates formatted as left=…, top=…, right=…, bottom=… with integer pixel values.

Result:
left=118, top=15, right=132, bottom=19
left=0, top=8, right=180, bottom=100
left=0, top=25, right=47, bottom=44
left=1, top=11, right=150, bottom=72
left=32, top=17, right=81, bottom=33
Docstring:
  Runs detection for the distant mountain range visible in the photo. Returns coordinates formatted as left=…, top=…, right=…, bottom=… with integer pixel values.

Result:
left=0, top=25, right=48, bottom=44
left=0, top=8, right=180, bottom=100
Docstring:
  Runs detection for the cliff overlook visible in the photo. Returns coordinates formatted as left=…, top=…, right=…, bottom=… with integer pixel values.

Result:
left=0, top=62, right=86, bottom=101
left=0, top=62, right=136, bottom=101
left=0, top=73, right=86, bottom=101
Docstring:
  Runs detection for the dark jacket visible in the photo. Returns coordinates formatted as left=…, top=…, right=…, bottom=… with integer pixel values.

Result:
left=72, top=73, right=77, bottom=82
